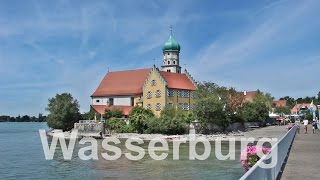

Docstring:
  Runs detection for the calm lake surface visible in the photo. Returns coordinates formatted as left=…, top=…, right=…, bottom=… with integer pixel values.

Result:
left=0, top=122, right=243, bottom=180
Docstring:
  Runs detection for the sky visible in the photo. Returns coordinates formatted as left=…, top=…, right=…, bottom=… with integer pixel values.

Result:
left=0, top=0, right=319, bottom=116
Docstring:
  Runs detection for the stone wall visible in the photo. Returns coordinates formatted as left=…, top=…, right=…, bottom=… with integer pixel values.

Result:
left=74, top=122, right=104, bottom=133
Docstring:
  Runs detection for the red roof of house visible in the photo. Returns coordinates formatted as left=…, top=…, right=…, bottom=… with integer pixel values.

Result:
left=159, top=71, right=197, bottom=90
left=273, top=100, right=287, bottom=107
left=91, top=105, right=133, bottom=116
left=92, top=68, right=152, bottom=96
left=243, top=91, right=258, bottom=102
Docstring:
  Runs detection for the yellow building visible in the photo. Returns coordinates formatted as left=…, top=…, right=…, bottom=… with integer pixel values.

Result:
left=91, top=32, right=197, bottom=116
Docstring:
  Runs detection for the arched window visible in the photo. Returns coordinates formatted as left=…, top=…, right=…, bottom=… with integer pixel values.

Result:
left=167, top=69, right=171, bottom=72
left=155, top=103, right=161, bottom=111
left=168, top=61, right=170, bottom=65
left=173, top=61, right=176, bottom=64
left=155, top=90, right=161, bottom=98
left=151, top=80, right=156, bottom=86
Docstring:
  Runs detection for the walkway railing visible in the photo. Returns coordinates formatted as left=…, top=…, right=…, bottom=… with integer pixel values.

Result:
left=78, top=120, right=105, bottom=123
left=239, top=126, right=297, bottom=180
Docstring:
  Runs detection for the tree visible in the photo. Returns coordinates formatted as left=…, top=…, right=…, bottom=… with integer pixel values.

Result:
left=158, top=107, right=189, bottom=134
left=226, top=88, right=244, bottom=113
left=106, top=117, right=133, bottom=133
left=21, top=115, right=30, bottom=122
left=46, top=93, right=81, bottom=131
left=128, top=106, right=154, bottom=133
left=238, top=101, right=269, bottom=123
left=193, top=95, right=227, bottom=130
left=279, top=96, right=295, bottom=108
left=253, top=91, right=274, bottom=110
left=274, top=106, right=291, bottom=115
left=104, top=109, right=123, bottom=120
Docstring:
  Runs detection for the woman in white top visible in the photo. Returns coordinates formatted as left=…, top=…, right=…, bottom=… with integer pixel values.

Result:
left=303, top=119, right=309, bottom=134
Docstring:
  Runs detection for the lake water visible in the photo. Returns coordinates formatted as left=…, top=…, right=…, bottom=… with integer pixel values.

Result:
left=0, top=122, right=243, bottom=179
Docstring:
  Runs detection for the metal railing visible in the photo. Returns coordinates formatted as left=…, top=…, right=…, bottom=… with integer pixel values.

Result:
left=239, top=126, right=297, bottom=180
left=78, top=120, right=105, bottom=123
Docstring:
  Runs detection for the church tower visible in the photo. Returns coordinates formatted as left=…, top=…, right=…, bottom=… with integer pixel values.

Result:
left=161, top=27, right=181, bottom=73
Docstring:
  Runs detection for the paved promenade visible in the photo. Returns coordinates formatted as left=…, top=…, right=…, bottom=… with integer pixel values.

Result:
left=282, top=125, right=320, bottom=180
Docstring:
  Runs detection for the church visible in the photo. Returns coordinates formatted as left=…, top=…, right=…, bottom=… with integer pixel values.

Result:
left=90, top=32, right=197, bottom=116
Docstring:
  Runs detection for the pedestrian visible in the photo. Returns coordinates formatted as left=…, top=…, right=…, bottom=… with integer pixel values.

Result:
left=312, top=120, right=317, bottom=134
left=303, top=119, right=309, bottom=134
left=295, top=119, right=301, bottom=133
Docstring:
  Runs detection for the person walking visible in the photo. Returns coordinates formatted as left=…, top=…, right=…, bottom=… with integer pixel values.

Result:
left=303, top=119, right=309, bottom=134
left=312, top=120, right=317, bottom=134
left=295, top=119, right=301, bottom=133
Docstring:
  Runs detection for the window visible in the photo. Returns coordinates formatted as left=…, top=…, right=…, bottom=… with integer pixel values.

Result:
left=185, top=91, right=190, bottom=98
left=167, top=89, right=175, bottom=97
left=168, top=61, right=170, bottom=65
left=155, top=103, right=161, bottom=111
left=179, top=103, right=189, bottom=110
left=184, top=103, right=189, bottom=110
left=147, top=91, right=152, bottom=99
left=109, top=98, right=114, bottom=106
left=167, top=52, right=170, bottom=55
left=155, top=90, right=161, bottom=98
left=96, top=100, right=100, bottom=103
left=178, top=90, right=190, bottom=98
left=151, top=80, right=156, bottom=86
left=167, top=69, right=171, bottom=72
left=131, top=97, right=134, bottom=106
left=146, top=104, right=152, bottom=110
left=173, top=61, right=176, bottom=64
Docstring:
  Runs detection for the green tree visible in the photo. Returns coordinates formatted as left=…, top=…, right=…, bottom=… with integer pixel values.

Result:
left=274, top=106, right=291, bottom=114
left=106, top=117, right=133, bottom=133
left=81, top=109, right=96, bottom=120
left=104, top=109, right=123, bottom=120
left=46, top=93, right=81, bottom=131
left=159, top=107, right=189, bottom=134
left=193, top=95, right=227, bottom=130
left=253, top=90, right=274, bottom=110
left=128, top=106, right=154, bottom=133
left=238, top=101, right=269, bottom=122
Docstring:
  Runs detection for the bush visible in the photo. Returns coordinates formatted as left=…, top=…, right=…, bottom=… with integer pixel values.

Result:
left=129, top=106, right=154, bottom=133
left=104, top=109, right=123, bottom=120
left=106, top=117, right=133, bottom=133
left=143, top=107, right=189, bottom=135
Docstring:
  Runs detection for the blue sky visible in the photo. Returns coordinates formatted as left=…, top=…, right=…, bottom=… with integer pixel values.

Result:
left=0, top=0, right=319, bottom=116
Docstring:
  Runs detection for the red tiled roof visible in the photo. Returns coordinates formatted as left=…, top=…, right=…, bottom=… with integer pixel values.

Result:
left=159, top=71, right=196, bottom=90
left=92, top=68, right=151, bottom=96
left=91, top=105, right=133, bottom=116
left=273, top=100, right=287, bottom=107
left=243, top=91, right=258, bottom=102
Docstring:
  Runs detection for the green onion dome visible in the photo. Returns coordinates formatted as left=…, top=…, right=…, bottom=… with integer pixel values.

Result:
left=162, top=35, right=181, bottom=52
